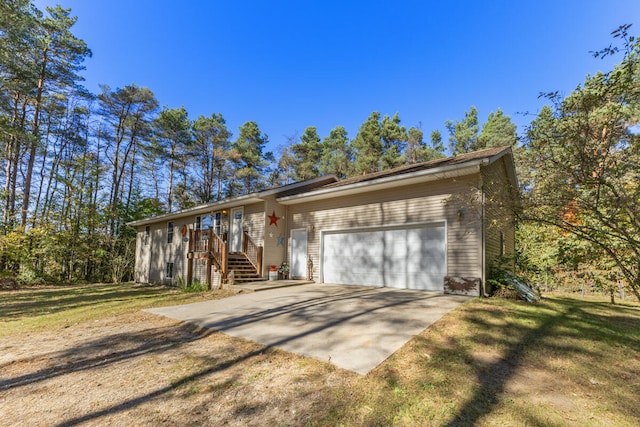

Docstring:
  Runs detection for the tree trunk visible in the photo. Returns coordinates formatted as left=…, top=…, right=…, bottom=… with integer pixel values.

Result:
left=167, top=146, right=175, bottom=213
left=3, top=95, right=15, bottom=226
left=21, top=48, right=49, bottom=228
left=4, top=94, right=26, bottom=232
left=125, top=140, right=137, bottom=213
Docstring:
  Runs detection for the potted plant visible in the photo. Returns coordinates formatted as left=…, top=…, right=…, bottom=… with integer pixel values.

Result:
left=278, top=262, right=290, bottom=280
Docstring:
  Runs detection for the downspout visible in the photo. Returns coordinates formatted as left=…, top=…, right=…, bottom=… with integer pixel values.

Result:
left=480, top=171, right=487, bottom=297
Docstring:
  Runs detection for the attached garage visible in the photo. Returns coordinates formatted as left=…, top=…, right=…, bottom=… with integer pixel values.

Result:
left=321, top=222, right=446, bottom=291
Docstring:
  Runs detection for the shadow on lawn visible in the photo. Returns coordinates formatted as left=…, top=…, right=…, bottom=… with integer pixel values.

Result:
left=6, top=288, right=638, bottom=426
left=443, top=297, right=640, bottom=426
left=0, top=284, right=177, bottom=320
left=8, top=286, right=444, bottom=426
left=340, top=296, right=640, bottom=426
left=0, top=321, right=214, bottom=389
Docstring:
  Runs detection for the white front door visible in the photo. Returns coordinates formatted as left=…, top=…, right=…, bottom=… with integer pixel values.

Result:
left=291, top=228, right=308, bottom=279
left=230, top=207, right=243, bottom=252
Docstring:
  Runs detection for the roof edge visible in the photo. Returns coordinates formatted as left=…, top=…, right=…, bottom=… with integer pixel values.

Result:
left=126, top=174, right=339, bottom=227
left=277, top=162, right=485, bottom=204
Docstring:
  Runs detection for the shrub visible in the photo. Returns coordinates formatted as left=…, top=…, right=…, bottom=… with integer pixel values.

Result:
left=17, top=267, right=46, bottom=287
left=179, top=278, right=208, bottom=293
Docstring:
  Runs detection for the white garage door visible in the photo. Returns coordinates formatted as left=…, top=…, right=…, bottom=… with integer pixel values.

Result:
left=322, top=223, right=446, bottom=291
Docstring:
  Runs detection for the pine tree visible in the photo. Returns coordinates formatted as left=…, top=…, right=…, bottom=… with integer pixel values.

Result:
left=405, top=127, right=445, bottom=164
left=153, top=106, right=192, bottom=212
left=446, top=106, right=479, bottom=154
left=290, top=126, right=321, bottom=181
left=352, top=111, right=383, bottom=174
left=232, top=121, right=272, bottom=195
left=191, top=113, right=233, bottom=202
left=478, top=108, right=518, bottom=148
left=97, top=84, right=158, bottom=235
left=380, top=113, right=407, bottom=169
left=319, top=126, right=353, bottom=179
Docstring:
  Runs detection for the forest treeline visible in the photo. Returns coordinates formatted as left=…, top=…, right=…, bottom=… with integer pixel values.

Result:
left=1, top=2, right=639, bottom=301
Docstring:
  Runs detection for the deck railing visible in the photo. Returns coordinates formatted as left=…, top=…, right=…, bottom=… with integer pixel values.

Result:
left=188, top=228, right=263, bottom=284
left=189, top=228, right=227, bottom=276
left=189, top=229, right=209, bottom=252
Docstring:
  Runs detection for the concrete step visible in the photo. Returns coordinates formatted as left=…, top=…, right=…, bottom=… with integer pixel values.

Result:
left=233, top=276, right=267, bottom=284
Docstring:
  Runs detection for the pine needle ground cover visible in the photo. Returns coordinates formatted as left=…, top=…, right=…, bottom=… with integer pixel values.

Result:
left=1, top=284, right=638, bottom=426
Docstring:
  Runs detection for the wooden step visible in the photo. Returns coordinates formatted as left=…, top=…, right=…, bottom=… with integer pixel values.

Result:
left=226, top=252, right=263, bottom=283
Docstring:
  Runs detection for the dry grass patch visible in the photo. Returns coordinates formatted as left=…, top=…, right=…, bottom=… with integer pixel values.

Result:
left=1, top=284, right=639, bottom=426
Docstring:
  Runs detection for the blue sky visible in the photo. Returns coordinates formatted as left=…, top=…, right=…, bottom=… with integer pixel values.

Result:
left=35, top=0, right=640, bottom=155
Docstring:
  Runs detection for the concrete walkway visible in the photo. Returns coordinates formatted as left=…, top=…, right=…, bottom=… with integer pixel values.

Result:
left=146, top=284, right=470, bottom=374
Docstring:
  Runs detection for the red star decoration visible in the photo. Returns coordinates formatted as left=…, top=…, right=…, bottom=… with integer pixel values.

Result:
left=268, top=211, right=280, bottom=226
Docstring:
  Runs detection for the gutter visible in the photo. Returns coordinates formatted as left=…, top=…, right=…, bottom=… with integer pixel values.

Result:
left=126, top=195, right=263, bottom=227
left=127, top=175, right=339, bottom=228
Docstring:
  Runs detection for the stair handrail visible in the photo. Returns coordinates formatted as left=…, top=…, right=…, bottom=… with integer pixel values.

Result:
left=208, top=228, right=228, bottom=276
left=242, top=231, right=263, bottom=276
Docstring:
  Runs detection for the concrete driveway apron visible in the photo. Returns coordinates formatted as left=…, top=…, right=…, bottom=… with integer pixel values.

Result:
left=146, top=284, right=469, bottom=374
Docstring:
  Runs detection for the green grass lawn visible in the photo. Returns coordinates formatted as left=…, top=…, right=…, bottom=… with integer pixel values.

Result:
left=1, top=284, right=639, bottom=426
left=0, top=283, right=234, bottom=337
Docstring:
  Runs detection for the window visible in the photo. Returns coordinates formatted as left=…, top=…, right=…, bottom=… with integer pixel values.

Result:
left=144, top=226, right=150, bottom=245
left=166, top=262, right=174, bottom=279
left=214, top=212, right=222, bottom=236
left=167, top=222, right=174, bottom=244
left=202, top=214, right=213, bottom=230
left=195, top=216, right=201, bottom=231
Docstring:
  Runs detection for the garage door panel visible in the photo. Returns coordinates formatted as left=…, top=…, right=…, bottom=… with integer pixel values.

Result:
left=322, top=224, right=446, bottom=291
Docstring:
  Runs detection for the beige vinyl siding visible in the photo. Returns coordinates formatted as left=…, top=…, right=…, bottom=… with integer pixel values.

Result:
left=288, top=177, right=483, bottom=283
left=243, top=202, right=265, bottom=246
left=262, top=197, right=287, bottom=276
left=134, top=227, right=151, bottom=283
left=135, top=204, right=268, bottom=284
left=482, top=158, right=517, bottom=281
left=243, top=201, right=269, bottom=277
left=140, top=216, right=198, bottom=285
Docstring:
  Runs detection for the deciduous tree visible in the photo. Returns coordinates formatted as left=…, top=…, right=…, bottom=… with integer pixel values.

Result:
left=521, top=26, right=640, bottom=300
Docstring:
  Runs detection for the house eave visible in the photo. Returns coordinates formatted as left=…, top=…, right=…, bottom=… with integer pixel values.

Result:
left=126, top=195, right=264, bottom=228
left=127, top=175, right=339, bottom=228
left=277, top=162, right=485, bottom=205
